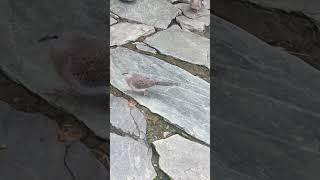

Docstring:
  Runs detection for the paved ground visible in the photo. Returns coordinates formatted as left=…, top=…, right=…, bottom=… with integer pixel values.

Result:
left=110, top=0, right=210, bottom=179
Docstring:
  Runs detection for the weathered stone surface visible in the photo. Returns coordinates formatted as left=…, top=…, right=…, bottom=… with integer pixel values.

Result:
left=111, top=47, right=210, bottom=144
left=110, top=94, right=146, bottom=139
left=110, top=17, right=117, bottom=25
left=175, top=3, right=210, bottom=19
left=145, top=25, right=210, bottom=68
left=110, top=22, right=155, bottom=46
left=110, top=0, right=180, bottom=29
left=134, top=42, right=157, bottom=54
left=0, top=101, right=107, bottom=180
left=110, top=133, right=156, bottom=179
left=247, top=0, right=320, bottom=27
left=176, top=15, right=208, bottom=32
left=0, top=0, right=107, bottom=140
left=153, top=134, right=210, bottom=180
left=213, top=14, right=320, bottom=179
left=66, top=142, right=109, bottom=180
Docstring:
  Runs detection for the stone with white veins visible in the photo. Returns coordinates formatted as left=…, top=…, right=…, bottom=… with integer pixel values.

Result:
left=153, top=134, right=210, bottom=180
left=145, top=25, right=210, bottom=68
left=111, top=47, right=210, bottom=144
left=110, top=133, right=156, bottom=180
left=176, top=15, right=208, bottom=32
left=110, top=17, right=117, bottom=25
left=134, top=42, right=157, bottom=54
left=110, top=0, right=180, bottom=29
left=110, top=94, right=146, bottom=139
left=110, top=22, right=155, bottom=46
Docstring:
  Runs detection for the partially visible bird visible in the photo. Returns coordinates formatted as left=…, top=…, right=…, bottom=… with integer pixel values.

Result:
left=123, top=73, right=178, bottom=96
left=48, top=32, right=108, bottom=98
left=190, top=0, right=206, bottom=12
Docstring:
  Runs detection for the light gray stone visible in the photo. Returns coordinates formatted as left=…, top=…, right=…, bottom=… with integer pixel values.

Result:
left=111, top=47, right=210, bottom=144
left=174, top=3, right=210, bottom=19
left=0, top=0, right=107, bottom=140
left=176, top=15, right=209, bottom=32
left=110, top=17, right=117, bottom=25
left=145, top=25, right=210, bottom=68
left=0, top=101, right=107, bottom=180
left=110, top=22, right=155, bottom=46
left=110, top=0, right=180, bottom=29
left=134, top=42, right=157, bottom=54
left=153, top=134, right=210, bottom=180
left=110, top=133, right=156, bottom=179
left=110, top=94, right=146, bottom=139
left=110, top=12, right=119, bottom=19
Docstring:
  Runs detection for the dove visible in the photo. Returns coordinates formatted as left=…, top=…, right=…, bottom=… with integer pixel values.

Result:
left=190, top=0, right=206, bottom=12
left=123, top=73, right=178, bottom=96
left=48, top=32, right=108, bottom=98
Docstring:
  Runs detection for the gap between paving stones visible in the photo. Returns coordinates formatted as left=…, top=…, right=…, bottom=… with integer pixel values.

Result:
left=111, top=86, right=209, bottom=179
left=0, top=71, right=109, bottom=168
left=214, top=0, right=320, bottom=71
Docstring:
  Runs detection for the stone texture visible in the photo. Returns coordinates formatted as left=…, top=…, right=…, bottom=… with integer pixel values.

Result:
left=0, top=101, right=107, bottom=180
left=145, top=25, right=210, bottom=68
left=247, top=0, right=320, bottom=27
left=213, top=14, right=320, bottom=179
left=110, top=22, right=155, bottom=46
left=111, top=47, right=210, bottom=144
left=175, top=3, right=210, bottom=19
left=153, top=134, right=210, bottom=180
left=176, top=15, right=208, bottom=32
left=110, top=94, right=146, bottom=139
left=134, top=42, right=157, bottom=54
left=0, top=0, right=107, bottom=140
left=110, top=17, right=117, bottom=25
left=110, top=0, right=180, bottom=29
left=110, top=133, right=156, bottom=179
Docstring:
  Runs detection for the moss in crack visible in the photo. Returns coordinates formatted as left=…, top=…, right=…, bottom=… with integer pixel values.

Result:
left=121, top=43, right=210, bottom=82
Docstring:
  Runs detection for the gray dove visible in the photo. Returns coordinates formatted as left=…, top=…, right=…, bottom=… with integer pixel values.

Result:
left=123, top=73, right=178, bottom=96
left=49, top=32, right=108, bottom=98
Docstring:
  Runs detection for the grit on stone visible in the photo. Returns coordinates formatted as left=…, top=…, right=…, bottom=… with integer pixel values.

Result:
left=110, top=47, right=210, bottom=144
left=110, top=133, right=156, bottom=180
left=145, top=25, right=210, bottom=68
left=0, top=0, right=107, bottom=140
left=110, top=94, right=146, bottom=139
left=153, top=134, right=210, bottom=180
left=176, top=15, right=209, bottom=32
left=110, top=0, right=180, bottom=29
left=110, top=22, right=155, bottom=46
left=0, top=101, right=107, bottom=180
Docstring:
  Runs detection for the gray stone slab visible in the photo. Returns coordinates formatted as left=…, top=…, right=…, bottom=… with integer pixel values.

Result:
left=153, top=134, right=210, bottom=180
left=134, top=42, right=157, bottom=54
left=174, top=3, right=210, bottom=19
left=110, top=22, right=155, bottom=46
left=0, top=101, right=107, bottom=180
left=110, top=0, right=180, bottom=29
left=176, top=15, right=209, bottom=32
left=213, top=14, right=320, bottom=179
left=66, top=142, right=108, bottom=180
left=0, top=0, right=107, bottom=140
left=110, top=94, right=146, bottom=139
left=145, top=25, right=210, bottom=68
left=247, top=0, right=320, bottom=27
left=111, top=47, right=210, bottom=144
left=110, top=17, right=117, bottom=25
left=110, top=133, right=156, bottom=179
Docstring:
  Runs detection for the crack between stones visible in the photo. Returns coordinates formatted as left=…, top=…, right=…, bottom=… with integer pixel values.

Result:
left=64, top=142, right=76, bottom=180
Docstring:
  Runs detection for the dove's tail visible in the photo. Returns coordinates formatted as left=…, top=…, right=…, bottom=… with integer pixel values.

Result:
left=155, top=81, right=179, bottom=86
